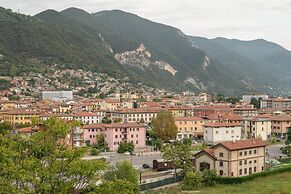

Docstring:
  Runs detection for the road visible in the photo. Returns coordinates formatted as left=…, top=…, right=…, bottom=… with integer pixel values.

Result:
left=266, top=144, right=286, bottom=159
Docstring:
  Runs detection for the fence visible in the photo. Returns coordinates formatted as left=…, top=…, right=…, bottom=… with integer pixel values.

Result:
left=140, top=176, right=183, bottom=191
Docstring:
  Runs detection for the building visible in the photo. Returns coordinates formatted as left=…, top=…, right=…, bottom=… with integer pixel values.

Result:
left=234, top=108, right=258, bottom=118
left=175, top=116, right=205, bottom=140
left=110, top=107, right=162, bottom=124
left=203, top=123, right=242, bottom=145
left=260, top=98, right=291, bottom=110
left=1, top=109, right=40, bottom=125
left=194, top=139, right=267, bottom=177
left=260, top=98, right=273, bottom=109
left=271, top=115, right=291, bottom=137
left=193, top=105, right=233, bottom=116
left=82, top=123, right=146, bottom=150
left=41, top=91, right=73, bottom=102
left=248, top=117, right=272, bottom=140
left=242, top=94, right=268, bottom=103
left=73, top=112, right=101, bottom=124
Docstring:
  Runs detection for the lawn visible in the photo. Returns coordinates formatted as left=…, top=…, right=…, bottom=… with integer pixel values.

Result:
left=146, top=171, right=291, bottom=194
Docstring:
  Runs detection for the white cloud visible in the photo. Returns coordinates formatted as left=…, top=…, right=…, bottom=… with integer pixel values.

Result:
left=0, top=0, right=290, bottom=50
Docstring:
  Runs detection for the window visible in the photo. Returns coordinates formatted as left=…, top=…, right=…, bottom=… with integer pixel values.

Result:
left=226, top=130, right=229, bottom=134
left=244, top=160, right=247, bottom=165
left=249, top=150, right=252, bottom=155
left=220, top=162, right=223, bottom=167
left=239, top=161, right=242, bottom=165
left=239, top=152, right=243, bottom=156
left=115, top=135, right=118, bottom=138
left=244, top=168, right=247, bottom=174
left=249, top=161, right=252, bottom=164
left=244, top=151, right=247, bottom=156
left=231, top=172, right=234, bottom=177
left=219, top=170, right=223, bottom=176
left=136, top=141, right=138, bottom=144
left=216, top=130, right=218, bottom=134
left=254, top=150, right=257, bottom=154
left=254, top=160, right=257, bottom=163
left=254, top=167, right=257, bottom=173
left=239, top=169, right=242, bottom=175
left=262, top=166, right=264, bottom=171
left=219, top=152, right=224, bottom=157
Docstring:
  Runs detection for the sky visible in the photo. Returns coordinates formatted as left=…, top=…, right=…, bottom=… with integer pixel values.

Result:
left=1, top=0, right=291, bottom=50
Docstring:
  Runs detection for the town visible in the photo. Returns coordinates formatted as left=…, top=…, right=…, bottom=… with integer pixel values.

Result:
left=1, top=89, right=291, bottom=193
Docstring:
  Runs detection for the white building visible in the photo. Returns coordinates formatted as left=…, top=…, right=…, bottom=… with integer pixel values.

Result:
left=41, top=91, right=73, bottom=102
left=203, top=123, right=242, bottom=145
left=73, top=112, right=101, bottom=124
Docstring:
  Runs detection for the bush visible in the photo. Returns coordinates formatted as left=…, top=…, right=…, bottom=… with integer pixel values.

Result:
left=117, top=142, right=135, bottom=153
left=216, top=165, right=291, bottom=184
left=202, top=169, right=217, bottom=186
left=181, top=172, right=202, bottom=191
left=91, top=148, right=100, bottom=156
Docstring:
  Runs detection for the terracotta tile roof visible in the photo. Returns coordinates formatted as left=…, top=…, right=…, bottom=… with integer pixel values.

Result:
left=83, top=122, right=146, bottom=129
left=175, top=116, right=204, bottom=121
left=217, top=138, right=266, bottom=150
left=73, top=112, right=99, bottom=117
left=271, top=115, right=291, bottom=121
left=203, top=123, right=242, bottom=127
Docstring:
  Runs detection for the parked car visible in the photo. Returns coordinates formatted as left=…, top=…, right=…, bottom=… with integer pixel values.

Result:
left=142, top=164, right=150, bottom=169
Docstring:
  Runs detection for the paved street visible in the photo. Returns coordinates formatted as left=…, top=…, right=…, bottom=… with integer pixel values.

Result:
left=266, top=144, right=286, bottom=159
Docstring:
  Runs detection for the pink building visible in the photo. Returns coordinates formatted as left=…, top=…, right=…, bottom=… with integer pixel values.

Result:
left=82, top=123, right=147, bottom=151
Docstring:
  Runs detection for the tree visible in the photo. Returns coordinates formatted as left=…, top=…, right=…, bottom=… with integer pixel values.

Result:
left=91, top=179, right=138, bottom=194
left=286, top=127, right=291, bottom=145
left=152, top=110, right=178, bottom=141
left=0, top=122, right=13, bottom=135
left=161, top=141, right=193, bottom=176
left=202, top=169, right=217, bottom=186
left=181, top=172, right=202, bottom=191
left=100, top=161, right=139, bottom=194
left=250, top=97, right=260, bottom=109
left=117, top=142, right=135, bottom=153
left=93, top=133, right=109, bottom=152
left=0, top=117, right=107, bottom=193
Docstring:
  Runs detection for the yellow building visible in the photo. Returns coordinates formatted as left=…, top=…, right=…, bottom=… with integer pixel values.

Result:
left=175, top=116, right=205, bottom=139
left=1, top=109, right=40, bottom=125
left=194, top=139, right=266, bottom=177
left=168, top=106, right=192, bottom=117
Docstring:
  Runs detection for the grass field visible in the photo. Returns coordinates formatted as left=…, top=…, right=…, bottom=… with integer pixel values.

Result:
left=146, top=171, right=291, bottom=194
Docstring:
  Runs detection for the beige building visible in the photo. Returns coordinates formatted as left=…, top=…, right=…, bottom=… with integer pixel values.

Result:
left=194, top=139, right=266, bottom=177
left=175, top=116, right=205, bottom=140
left=248, top=117, right=272, bottom=140
left=271, top=115, right=291, bottom=137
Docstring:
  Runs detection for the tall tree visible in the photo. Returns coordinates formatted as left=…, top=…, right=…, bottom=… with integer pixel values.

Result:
left=250, top=97, right=260, bottom=109
left=161, top=141, right=193, bottom=176
left=152, top=110, right=178, bottom=141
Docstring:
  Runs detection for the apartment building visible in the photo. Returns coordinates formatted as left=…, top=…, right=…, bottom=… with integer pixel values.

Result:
left=248, top=117, right=272, bottom=140
left=203, top=123, right=242, bottom=145
left=167, top=106, right=193, bottom=117
left=242, top=94, right=268, bottom=103
left=110, top=107, right=162, bottom=123
left=175, top=116, right=205, bottom=140
left=194, top=139, right=266, bottom=177
left=73, top=112, right=101, bottom=124
left=271, top=115, right=291, bottom=137
left=234, top=108, right=258, bottom=117
left=193, top=105, right=233, bottom=116
left=82, top=123, right=146, bottom=150
left=1, top=109, right=40, bottom=125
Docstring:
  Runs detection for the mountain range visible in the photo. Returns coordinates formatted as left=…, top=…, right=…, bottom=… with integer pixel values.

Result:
left=0, top=6, right=290, bottom=95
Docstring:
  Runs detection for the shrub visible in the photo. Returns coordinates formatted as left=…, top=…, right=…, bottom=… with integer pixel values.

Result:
left=181, top=172, right=202, bottom=191
left=91, top=148, right=100, bottom=156
left=216, top=165, right=291, bottom=184
left=117, top=142, right=135, bottom=153
left=202, top=169, right=217, bottom=186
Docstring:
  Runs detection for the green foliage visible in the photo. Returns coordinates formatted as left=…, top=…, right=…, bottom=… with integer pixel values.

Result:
left=101, top=117, right=112, bottom=124
left=181, top=172, right=202, bottom=190
left=92, top=133, right=109, bottom=152
left=161, top=141, right=193, bottom=175
left=152, top=111, right=178, bottom=141
left=0, top=117, right=107, bottom=193
left=101, top=160, right=139, bottom=193
left=117, top=142, right=135, bottom=153
left=91, top=179, right=138, bottom=194
left=0, top=79, right=13, bottom=90
left=202, top=169, right=217, bottom=186
left=90, top=147, right=100, bottom=156
left=216, top=165, right=291, bottom=184
left=250, top=97, right=260, bottom=109
left=286, top=127, right=291, bottom=145
left=0, top=122, right=13, bottom=135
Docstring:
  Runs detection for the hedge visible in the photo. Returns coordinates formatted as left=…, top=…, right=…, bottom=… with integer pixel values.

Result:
left=216, top=165, right=291, bottom=184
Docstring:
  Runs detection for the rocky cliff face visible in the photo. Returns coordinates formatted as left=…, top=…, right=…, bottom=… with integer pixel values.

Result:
left=115, top=44, right=177, bottom=75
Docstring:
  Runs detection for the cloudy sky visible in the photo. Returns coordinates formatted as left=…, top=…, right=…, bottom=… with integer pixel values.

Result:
left=1, top=0, right=291, bottom=50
